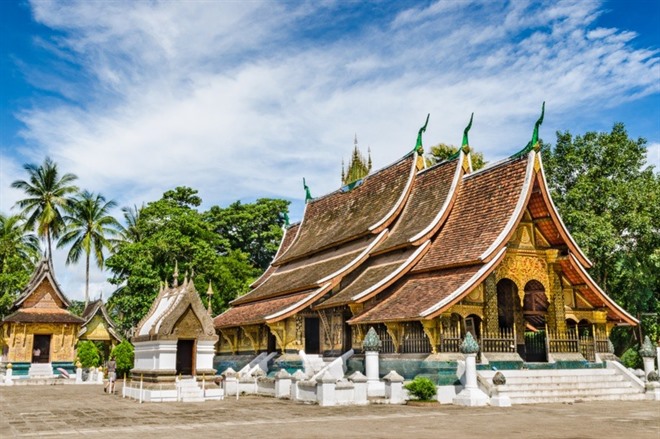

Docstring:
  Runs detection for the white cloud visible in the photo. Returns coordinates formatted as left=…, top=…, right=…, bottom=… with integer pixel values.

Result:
left=646, top=142, right=660, bottom=170
left=2, top=0, right=659, bottom=298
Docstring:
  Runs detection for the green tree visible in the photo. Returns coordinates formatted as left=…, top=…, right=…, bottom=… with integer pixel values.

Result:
left=205, top=198, right=290, bottom=270
left=106, top=187, right=259, bottom=333
left=542, top=123, right=660, bottom=348
left=11, top=157, right=78, bottom=258
left=76, top=340, right=101, bottom=368
left=0, top=214, right=41, bottom=316
left=111, top=340, right=134, bottom=377
left=57, top=191, right=121, bottom=306
left=429, top=143, right=486, bottom=171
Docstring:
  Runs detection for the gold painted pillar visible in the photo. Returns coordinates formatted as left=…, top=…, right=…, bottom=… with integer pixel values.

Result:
left=547, top=266, right=567, bottom=333
left=483, top=273, right=499, bottom=334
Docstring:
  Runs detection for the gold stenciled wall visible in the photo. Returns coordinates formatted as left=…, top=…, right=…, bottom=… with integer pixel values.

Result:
left=1, top=322, right=79, bottom=363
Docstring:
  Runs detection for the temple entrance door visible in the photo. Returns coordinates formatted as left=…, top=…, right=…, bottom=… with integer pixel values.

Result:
left=343, top=321, right=352, bottom=352
left=32, top=334, right=51, bottom=363
left=176, top=339, right=195, bottom=376
left=267, top=331, right=277, bottom=353
left=522, top=280, right=549, bottom=362
left=304, top=317, right=320, bottom=354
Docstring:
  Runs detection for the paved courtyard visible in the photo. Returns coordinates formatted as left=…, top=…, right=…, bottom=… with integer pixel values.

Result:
left=0, top=384, right=658, bottom=438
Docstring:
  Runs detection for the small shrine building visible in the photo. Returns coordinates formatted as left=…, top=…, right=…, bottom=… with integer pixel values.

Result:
left=131, top=269, right=218, bottom=382
left=213, top=111, right=637, bottom=373
left=78, top=299, right=122, bottom=360
left=0, top=258, right=84, bottom=376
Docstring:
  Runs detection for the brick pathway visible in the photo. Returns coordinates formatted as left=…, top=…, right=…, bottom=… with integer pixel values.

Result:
left=0, top=384, right=658, bottom=438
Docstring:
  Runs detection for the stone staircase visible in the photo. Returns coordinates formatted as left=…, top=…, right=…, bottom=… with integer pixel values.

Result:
left=304, top=354, right=332, bottom=376
left=28, top=363, right=54, bottom=378
left=479, top=366, right=646, bottom=404
left=177, top=378, right=204, bottom=402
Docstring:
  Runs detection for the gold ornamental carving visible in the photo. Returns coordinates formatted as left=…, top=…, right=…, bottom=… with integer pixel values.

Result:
left=421, top=319, right=440, bottom=354
left=496, top=253, right=549, bottom=304
left=241, top=325, right=262, bottom=353
left=385, top=322, right=404, bottom=353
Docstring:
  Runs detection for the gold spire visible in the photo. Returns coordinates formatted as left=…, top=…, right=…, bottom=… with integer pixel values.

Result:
left=342, top=135, right=372, bottom=185
left=206, top=281, right=214, bottom=315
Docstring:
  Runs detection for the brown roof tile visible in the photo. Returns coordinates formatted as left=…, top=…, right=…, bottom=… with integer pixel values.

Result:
left=3, top=309, right=84, bottom=324
left=413, top=156, right=529, bottom=272
left=276, top=156, right=414, bottom=263
left=376, top=158, right=459, bottom=252
left=316, top=260, right=405, bottom=309
left=349, top=265, right=483, bottom=324
left=215, top=290, right=314, bottom=328
left=231, top=238, right=372, bottom=306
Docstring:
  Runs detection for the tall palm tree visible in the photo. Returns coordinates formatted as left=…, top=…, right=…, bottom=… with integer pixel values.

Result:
left=117, top=204, right=143, bottom=244
left=0, top=213, right=41, bottom=313
left=0, top=213, right=41, bottom=273
left=57, top=191, right=120, bottom=305
left=11, top=157, right=78, bottom=259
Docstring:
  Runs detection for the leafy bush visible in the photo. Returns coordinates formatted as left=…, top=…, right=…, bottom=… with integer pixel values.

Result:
left=621, top=347, right=642, bottom=369
left=77, top=341, right=101, bottom=368
left=111, top=340, right=134, bottom=377
left=404, top=377, right=437, bottom=401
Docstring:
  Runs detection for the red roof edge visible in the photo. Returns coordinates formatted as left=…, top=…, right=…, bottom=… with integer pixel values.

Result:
left=567, top=253, right=638, bottom=325
left=536, top=152, right=593, bottom=268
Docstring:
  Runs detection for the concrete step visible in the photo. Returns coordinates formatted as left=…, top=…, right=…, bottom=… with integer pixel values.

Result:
left=497, top=381, right=634, bottom=392
left=28, top=363, right=54, bottom=378
left=509, top=392, right=646, bottom=404
left=503, top=386, right=642, bottom=399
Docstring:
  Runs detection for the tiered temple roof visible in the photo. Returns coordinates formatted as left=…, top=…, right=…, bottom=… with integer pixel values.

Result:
left=2, top=258, right=84, bottom=325
left=78, top=299, right=122, bottom=342
left=214, top=133, right=636, bottom=330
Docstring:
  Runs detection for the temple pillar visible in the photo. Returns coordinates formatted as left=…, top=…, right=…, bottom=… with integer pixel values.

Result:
left=547, top=266, right=567, bottom=333
left=483, top=274, right=498, bottom=334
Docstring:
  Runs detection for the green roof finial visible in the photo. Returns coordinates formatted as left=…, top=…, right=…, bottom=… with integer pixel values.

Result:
left=414, top=113, right=430, bottom=153
left=511, top=102, right=545, bottom=159
left=303, top=178, right=312, bottom=203
left=530, top=101, right=545, bottom=151
left=462, top=112, right=474, bottom=149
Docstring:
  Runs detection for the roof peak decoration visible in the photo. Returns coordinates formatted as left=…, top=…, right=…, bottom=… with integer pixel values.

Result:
left=462, top=112, right=474, bottom=150
left=512, top=102, right=545, bottom=159
left=414, top=114, right=430, bottom=154
left=303, top=178, right=312, bottom=203
left=341, top=135, right=372, bottom=186
left=414, top=114, right=430, bottom=171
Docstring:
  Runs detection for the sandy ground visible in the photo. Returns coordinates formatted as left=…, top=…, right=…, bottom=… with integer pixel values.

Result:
left=0, top=383, right=658, bottom=438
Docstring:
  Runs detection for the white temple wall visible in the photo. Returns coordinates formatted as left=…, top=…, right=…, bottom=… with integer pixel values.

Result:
left=196, top=341, right=216, bottom=371
left=134, top=340, right=177, bottom=371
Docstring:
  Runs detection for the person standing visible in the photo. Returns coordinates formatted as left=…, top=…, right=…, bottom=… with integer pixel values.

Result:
left=106, top=357, right=117, bottom=394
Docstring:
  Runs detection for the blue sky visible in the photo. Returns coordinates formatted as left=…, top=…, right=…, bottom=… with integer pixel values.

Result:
left=1, top=0, right=659, bottom=301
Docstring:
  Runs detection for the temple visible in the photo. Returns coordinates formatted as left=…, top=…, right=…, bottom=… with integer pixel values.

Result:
left=78, top=298, right=122, bottom=360
left=0, top=258, right=84, bottom=377
left=214, top=113, right=637, bottom=380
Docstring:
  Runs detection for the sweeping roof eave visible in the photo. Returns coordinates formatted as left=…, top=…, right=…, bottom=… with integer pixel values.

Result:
left=13, top=258, right=72, bottom=309
left=348, top=247, right=506, bottom=325
left=535, top=153, right=593, bottom=268
left=214, top=286, right=330, bottom=328
left=231, top=230, right=387, bottom=306
left=566, top=253, right=638, bottom=325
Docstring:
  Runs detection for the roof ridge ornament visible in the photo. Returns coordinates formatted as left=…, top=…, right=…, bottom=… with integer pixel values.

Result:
left=303, top=178, right=312, bottom=203
left=462, top=112, right=474, bottom=151
left=511, top=102, right=545, bottom=159
left=414, top=113, right=430, bottom=154
left=173, top=260, right=179, bottom=287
